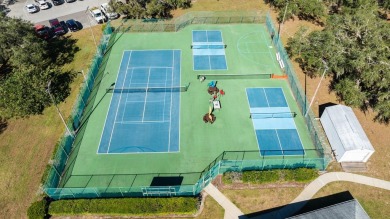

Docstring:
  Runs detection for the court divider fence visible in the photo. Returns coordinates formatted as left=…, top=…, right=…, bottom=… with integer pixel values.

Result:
left=45, top=149, right=330, bottom=199
left=265, top=13, right=332, bottom=159
left=43, top=13, right=332, bottom=200
left=117, top=11, right=266, bottom=33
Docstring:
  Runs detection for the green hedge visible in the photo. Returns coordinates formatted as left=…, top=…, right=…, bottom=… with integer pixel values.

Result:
left=27, top=199, right=48, bottom=219
left=224, top=168, right=318, bottom=184
left=242, top=170, right=280, bottom=183
left=284, top=168, right=318, bottom=182
left=49, top=197, right=198, bottom=216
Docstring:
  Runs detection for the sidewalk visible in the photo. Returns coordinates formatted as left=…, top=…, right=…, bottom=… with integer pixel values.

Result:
left=205, top=172, right=390, bottom=219
left=204, top=184, right=245, bottom=219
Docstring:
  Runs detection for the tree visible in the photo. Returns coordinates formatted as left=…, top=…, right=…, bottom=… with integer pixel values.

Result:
left=0, top=14, right=77, bottom=118
left=267, top=0, right=326, bottom=23
left=287, top=1, right=390, bottom=123
left=109, top=0, right=191, bottom=19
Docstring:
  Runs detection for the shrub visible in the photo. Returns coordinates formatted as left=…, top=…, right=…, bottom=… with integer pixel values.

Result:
left=223, top=171, right=242, bottom=184
left=49, top=197, right=198, bottom=216
left=27, top=199, right=48, bottom=219
left=242, top=170, right=279, bottom=183
left=291, top=168, right=318, bottom=182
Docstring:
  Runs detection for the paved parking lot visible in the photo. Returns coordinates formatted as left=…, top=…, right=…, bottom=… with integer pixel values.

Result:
left=6, top=0, right=109, bottom=27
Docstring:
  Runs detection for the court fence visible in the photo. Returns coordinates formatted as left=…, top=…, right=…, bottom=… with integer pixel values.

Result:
left=43, top=14, right=333, bottom=200
left=43, top=22, right=114, bottom=192
left=265, top=13, right=332, bottom=159
left=116, top=11, right=266, bottom=33
left=45, top=149, right=330, bottom=199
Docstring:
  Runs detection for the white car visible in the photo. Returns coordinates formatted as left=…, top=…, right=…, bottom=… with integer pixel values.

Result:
left=38, top=0, right=49, bottom=10
left=26, top=4, right=38, bottom=13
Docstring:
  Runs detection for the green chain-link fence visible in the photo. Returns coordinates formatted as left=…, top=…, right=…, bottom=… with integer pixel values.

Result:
left=43, top=13, right=332, bottom=200
left=116, top=11, right=266, bottom=33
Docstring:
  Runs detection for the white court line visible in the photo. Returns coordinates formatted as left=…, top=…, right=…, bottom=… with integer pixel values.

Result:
left=121, top=68, right=135, bottom=122
left=162, top=68, right=168, bottom=122
left=245, top=88, right=263, bottom=155
left=128, top=66, right=173, bottom=69
left=141, top=68, right=152, bottom=122
left=178, top=50, right=182, bottom=153
left=125, top=100, right=164, bottom=103
left=97, top=51, right=127, bottom=155
left=280, top=88, right=306, bottom=156
left=115, top=120, right=169, bottom=124
left=274, top=129, right=285, bottom=153
left=263, top=88, right=271, bottom=107
left=106, top=51, right=132, bottom=154
left=167, top=50, right=175, bottom=152
left=261, top=29, right=279, bottom=70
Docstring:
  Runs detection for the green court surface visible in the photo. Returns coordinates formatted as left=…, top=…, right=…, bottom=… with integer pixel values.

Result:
left=62, top=24, right=319, bottom=188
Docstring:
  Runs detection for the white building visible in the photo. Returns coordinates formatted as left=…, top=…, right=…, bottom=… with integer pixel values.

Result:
left=320, top=105, right=374, bottom=163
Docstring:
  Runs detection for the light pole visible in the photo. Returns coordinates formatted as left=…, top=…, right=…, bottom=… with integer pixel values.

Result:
left=278, top=1, right=289, bottom=40
left=47, top=81, right=75, bottom=138
left=305, top=60, right=328, bottom=117
left=85, top=6, right=98, bottom=50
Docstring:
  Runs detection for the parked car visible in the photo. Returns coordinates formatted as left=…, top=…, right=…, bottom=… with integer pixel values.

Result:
left=51, top=0, right=62, bottom=5
left=65, top=0, right=76, bottom=3
left=25, top=4, right=38, bottom=13
left=65, top=19, right=81, bottom=32
left=49, top=18, right=66, bottom=36
left=100, top=3, right=119, bottom=20
left=37, top=0, right=49, bottom=10
left=34, top=24, right=53, bottom=40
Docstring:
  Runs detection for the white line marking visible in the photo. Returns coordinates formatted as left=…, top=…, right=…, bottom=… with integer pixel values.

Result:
left=141, top=68, right=152, bottom=122
left=107, top=51, right=132, bottom=154
left=263, top=88, right=271, bottom=107
left=274, top=129, right=284, bottom=153
left=167, top=51, right=175, bottom=152
left=97, top=51, right=127, bottom=154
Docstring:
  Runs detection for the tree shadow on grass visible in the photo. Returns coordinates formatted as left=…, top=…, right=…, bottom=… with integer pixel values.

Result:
left=0, top=118, right=7, bottom=135
left=46, top=35, right=80, bottom=66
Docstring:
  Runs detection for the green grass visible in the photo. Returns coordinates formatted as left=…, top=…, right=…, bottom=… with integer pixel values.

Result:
left=0, top=25, right=103, bottom=218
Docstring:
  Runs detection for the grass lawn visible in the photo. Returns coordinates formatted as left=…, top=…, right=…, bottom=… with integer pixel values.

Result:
left=1, top=0, right=389, bottom=218
left=0, top=26, right=103, bottom=218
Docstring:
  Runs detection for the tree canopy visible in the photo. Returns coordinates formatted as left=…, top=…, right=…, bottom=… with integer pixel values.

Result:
left=287, top=1, right=390, bottom=123
left=0, top=14, right=77, bottom=119
left=267, top=0, right=390, bottom=23
left=109, top=0, right=191, bottom=19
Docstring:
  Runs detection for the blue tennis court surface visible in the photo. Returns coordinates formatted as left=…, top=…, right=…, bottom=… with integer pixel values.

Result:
left=192, top=30, right=227, bottom=70
left=246, top=88, right=304, bottom=156
left=98, top=50, right=181, bottom=154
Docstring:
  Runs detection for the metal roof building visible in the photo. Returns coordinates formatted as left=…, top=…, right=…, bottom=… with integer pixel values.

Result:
left=320, top=105, right=374, bottom=163
left=287, top=199, right=370, bottom=219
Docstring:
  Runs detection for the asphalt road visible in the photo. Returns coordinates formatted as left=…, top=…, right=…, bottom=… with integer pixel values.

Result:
left=5, top=0, right=109, bottom=27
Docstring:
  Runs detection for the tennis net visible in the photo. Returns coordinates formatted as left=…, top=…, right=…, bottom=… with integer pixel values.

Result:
left=250, top=112, right=296, bottom=119
left=107, top=86, right=188, bottom=93
left=197, top=73, right=271, bottom=80
left=191, top=44, right=226, bottom=49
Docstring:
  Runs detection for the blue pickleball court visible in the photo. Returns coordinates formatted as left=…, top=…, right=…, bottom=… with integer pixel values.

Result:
left=98, top=50, right=181, bottom=154
left=192, top=30, right=228, bottom=71
left=246, top=88, right=304, bottom=156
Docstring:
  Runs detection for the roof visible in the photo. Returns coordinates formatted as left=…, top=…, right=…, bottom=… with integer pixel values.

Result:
left=320, top=105, right=374, bottom=152
left=287, top=199, right=370, bottom=219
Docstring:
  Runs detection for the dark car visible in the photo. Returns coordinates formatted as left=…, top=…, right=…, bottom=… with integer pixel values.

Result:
left=34, top=24, right=54, bottom=40
left=49, top=18, right=66, bottom=36
left=65, top=19, right=81, bottom=32
left=51, top=0, right=63, bottom=6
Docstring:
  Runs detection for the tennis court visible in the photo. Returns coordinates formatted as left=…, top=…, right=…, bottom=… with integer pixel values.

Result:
left=59, top=23, right=318, bottom=191
left=192, top=30, right=227, bottom=70
left=246, top=88, right=305, bottom=156
left=98, top=50, right=181, bottom=154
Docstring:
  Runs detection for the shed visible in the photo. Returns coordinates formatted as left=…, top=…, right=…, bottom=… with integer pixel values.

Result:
left=320, top=105, right=374, bottom=163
